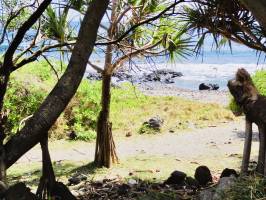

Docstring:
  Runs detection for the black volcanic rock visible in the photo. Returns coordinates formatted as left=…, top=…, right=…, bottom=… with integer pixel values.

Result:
left=164, top=170, right=187, bottom=185
left=194, top=166, right=213, bottom=186
left=199, top=83, right=219, bottom=90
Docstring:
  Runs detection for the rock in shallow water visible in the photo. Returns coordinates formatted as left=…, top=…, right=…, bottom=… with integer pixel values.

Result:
left=199, top=83, right=219, bottom=90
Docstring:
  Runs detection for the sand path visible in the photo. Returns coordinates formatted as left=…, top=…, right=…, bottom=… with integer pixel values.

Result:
left=14, top=118, right=259, bottom=173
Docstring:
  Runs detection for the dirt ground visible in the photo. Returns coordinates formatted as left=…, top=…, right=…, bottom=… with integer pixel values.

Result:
left=15, top=117, right=259, bottom=175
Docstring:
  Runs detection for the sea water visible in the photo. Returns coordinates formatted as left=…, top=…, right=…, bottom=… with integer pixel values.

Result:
left=89, top=38, right=266, bottom=91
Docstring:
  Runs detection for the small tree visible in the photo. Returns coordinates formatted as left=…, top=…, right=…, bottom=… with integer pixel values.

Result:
left=0, top=0, right=109, bottom=198
left=92, top=0, right=191, bottom=167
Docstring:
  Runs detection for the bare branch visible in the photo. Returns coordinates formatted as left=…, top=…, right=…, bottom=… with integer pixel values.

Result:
left=42, top=55, right=59, bottom=80
left=111, top=40, right=162, bottom=72
left=2, top=0, right=52, bottom=74
left=95, top=0, right=186, bottom=46
left=12, top=41, right=75, bottom=71
left=88, top=60, right=103, bottom=73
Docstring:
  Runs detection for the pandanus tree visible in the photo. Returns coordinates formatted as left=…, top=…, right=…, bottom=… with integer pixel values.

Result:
left=179, top=0, right=266, bottom=54
left=91, top=0, right=192, bottom=168
left=0, top=0, right=109, bottom=198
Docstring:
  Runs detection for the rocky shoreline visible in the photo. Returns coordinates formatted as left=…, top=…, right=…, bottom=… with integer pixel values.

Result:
left=137, top=82, right=229, bottom=106
left=86, top=69, right=230, bottom=106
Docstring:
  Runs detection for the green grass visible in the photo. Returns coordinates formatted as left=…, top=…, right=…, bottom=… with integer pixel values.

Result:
left=229, top=70, right=266, bottom=115
left=4, top=59, right=235, bottom=141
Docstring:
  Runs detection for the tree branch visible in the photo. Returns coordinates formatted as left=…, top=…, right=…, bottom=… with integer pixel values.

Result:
left=111, top=40, right=162, bottom=71
left=88, top=60, right=103, bottom=73
left=95, top=0, right=186, bottom=46
left=12, top=41, right=75, bottom=71
left=1, top=0, right=52, bottom=74
left=4, top=0, right=109, bottom=169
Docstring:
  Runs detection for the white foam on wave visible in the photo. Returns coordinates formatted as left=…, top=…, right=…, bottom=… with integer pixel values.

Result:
left=85, top=60, right=266, bottom=91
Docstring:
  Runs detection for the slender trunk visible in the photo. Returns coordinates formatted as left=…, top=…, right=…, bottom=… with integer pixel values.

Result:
left=0, top=73, right=10, bottom=185
left=94, top=72, right=118, bottom=167
left=36, top=132, right=55, bottom=199
left=241, top=119, right=252, bottom=174
left=36, top=132, right=76, bottom=199
left=257, top=125, right=265, bottom=174
left=94, top=0, right=118, bottom=168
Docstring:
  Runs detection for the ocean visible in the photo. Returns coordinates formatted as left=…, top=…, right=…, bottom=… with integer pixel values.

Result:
left=90, top=38, right=266, bottom=91
left=1, top=32, right=265, bottom=91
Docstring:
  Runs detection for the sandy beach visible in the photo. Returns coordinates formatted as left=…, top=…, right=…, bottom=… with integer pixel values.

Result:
left=137, top=82, right=230, bottom=106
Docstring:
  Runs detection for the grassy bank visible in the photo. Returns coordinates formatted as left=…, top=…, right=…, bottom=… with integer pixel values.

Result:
left=4, top=60, right=235, bottom=141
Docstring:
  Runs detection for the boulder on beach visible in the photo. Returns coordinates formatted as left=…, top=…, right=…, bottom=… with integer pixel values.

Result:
left=194, top=166, right=213, bottom=186
left=143, top=116, right=164, bottom=130
left=199, top=83, right=219, bottom=90
left=220, top=168, right=238, bottom=178
left=164, top=170, right=187, bottom=185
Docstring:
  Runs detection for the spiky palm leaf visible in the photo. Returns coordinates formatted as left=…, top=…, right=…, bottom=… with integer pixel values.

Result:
left=180, top=0, right=266, bottom=54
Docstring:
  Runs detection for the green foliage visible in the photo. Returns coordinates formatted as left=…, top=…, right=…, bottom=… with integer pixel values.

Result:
left=5, top=60, right=234, bottom=141
left=4, top=80, right=46, bottom=135
left=41, top=5, right=75, bottom=42
left=252, top=70, right=266, bottom=95
left=218, top=175, right=266, bottom=200
left=69, top=81, right=101, bottom=141
left=1, top=1, right=31, bottom=31
left=229, top=70, right=266, bottom=115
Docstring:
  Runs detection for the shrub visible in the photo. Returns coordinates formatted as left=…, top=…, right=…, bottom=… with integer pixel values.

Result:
left=218, top=175, right=266, bottom=200
left=228, top=70, right=266, bottom=115
left=4, top=79, right=46, bottom=136
left=4, top=60, right=234, bottom=141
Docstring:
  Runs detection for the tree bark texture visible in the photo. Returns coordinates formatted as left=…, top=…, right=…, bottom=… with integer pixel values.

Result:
left=4, top=0, right=109, bottom=169
left=95, top=73, right=118, bottom=168
left=36, top=132, right=56, bottom=199
left=0, top=0, right=52, bottom=184
left=241, top=119, right=252, bottom=174
left=94, top=0, right=118, bottom=168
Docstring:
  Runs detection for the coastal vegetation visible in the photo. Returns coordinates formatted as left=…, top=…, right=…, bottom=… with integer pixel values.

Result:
left=229, top=70, right=266, bottom=114
left=6, top=61, right=234, bottom=141
left=0, top=0, right=265, bottom=199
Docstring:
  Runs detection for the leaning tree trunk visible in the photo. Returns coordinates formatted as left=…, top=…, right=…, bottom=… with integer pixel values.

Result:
left=4, top=0, right=109, bottom=169
left=36, top=132, right=76, bottom=200
left=94, top=72, right=118, bottom=168
left=0, top=74, right=9, bottom=187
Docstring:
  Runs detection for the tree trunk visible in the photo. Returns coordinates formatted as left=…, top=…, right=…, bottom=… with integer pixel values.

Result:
left=0, top=75, right=10, bottom=185
left=257, top=125, right=265, bottom=174
left=36, top=132, right=56, bottom=199
left=0, top=0, right=53, bottom=184
left=4, top=0, right=109, bottom=169
left=241, top=119, right=252, bottom=174
left=241, top=0, right=266, bottom=30
left=94, top=72, right=118, bottom=167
